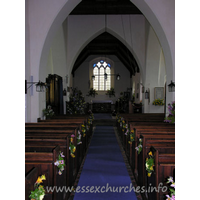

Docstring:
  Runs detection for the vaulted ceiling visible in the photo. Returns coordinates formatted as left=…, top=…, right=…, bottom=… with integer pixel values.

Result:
left=70, top=0, right=142, bottom=76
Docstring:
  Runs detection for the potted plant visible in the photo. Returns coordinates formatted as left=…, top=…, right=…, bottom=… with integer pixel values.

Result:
left=152, top=99, right=164, bottom=106
left=87, top=88, right=98, bottom=97
left=164, top=101, right=175, bottom=123
left=105, top=87, right=115, bottom=97
left=42, top=105, right=54, bottom=119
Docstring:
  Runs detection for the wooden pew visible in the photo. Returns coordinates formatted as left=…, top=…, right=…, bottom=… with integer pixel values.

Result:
left=25, top=125, right=86, bottom=167
left=123, top=124, right=174, bottom=153
left=126, top=128, right=175, bottom=173
left=118, top=120, right=174, bottom=146
left=146, top=147, right=175, bottom=200
left=137, top=136, right=175, bottom=188
left=25, top=167, right=39, bottom=200
left=25, top=145, right=63, bottom=200
left=134, top=134, right=175, bottom=182
left=25, top=115, right=93, bottom=199
left=25, top=134, right=78, bottom=189
left=36, top=118, right=93, bottom=143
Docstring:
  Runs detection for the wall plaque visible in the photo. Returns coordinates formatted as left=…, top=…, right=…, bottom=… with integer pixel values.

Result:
left=154, top=87, right=164, bottom=99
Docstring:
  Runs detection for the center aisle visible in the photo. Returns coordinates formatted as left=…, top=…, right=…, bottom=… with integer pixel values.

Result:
left=73, top=123, right=138, bottom=200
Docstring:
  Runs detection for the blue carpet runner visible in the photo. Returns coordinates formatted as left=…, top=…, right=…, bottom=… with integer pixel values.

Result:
left=93, top=113, right=112, bottom=119
left=73, top=126, right=138, bottom=200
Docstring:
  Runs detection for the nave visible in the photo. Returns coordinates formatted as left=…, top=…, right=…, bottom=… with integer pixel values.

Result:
left=25, top=112, right=175, bottom=200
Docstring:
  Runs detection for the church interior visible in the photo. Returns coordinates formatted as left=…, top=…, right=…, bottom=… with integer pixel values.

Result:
left=24, top=0, right=176, bottom=200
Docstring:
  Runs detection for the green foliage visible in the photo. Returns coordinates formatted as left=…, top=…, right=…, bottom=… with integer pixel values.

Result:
left=43, top=105, right=54, bottom=118
left=152, top=99, right=164, bottom=105
left=87, top=88, right=98, bottom=97
left=105, top=87, right=115, bottom=97
left=66, top=88, right=86, bottom=114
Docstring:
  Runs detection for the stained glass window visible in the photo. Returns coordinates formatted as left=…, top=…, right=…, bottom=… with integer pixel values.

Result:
left=93, top=60, right=111, bottom=91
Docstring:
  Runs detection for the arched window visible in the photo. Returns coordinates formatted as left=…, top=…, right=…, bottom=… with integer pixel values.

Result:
left=93, top=60, right=111, bottom=91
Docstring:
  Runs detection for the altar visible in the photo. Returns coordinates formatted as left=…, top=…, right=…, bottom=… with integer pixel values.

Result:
left=91, top=100, right=114, bottom=113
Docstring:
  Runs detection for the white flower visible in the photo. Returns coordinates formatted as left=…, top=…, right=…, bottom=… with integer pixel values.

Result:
left=40, top=194, right=45, bottom=200
left=170, top=182, right=175, bottom=188
left=145, top=163, right=149, bottom=169
left=54, top=161, right=59, bottom=166
left=167, top=176, right=173, bottom=183
left=60, top=152, right=65, bottom=157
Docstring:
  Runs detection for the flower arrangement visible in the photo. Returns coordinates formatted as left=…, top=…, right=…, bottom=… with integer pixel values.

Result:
left=88, top=110, right=94, bottom=122
left=124, top=126, right=130, bottom=136
left=54, top=151, right=65, bottom=175
left=164, top=101, right=175, bottom=123
left=105, top=87, right=115, bottom=97
left=77, top=130, right=82, bottom=145
left=69, top=135, right=76, bottom=158
left=81, top=124, right=86, bottom=137
left=128, top=130, right=135, bottom=144
left=43, top=105, right=54, bottom=118
left=87, top=88, right=98, bottom=97
left=145, top=151, right=154, bottom=177
left=66, top=88, right=86, bottom=114
left=121, top=120, right=126, bottom=132
left=166, top=176, right=175, bottom=200
left=152, top=99, right=164, bottom=106
left=87, top=118, right=92, bottom=126
left=119, top=117, right=124, bottom=127
left=135, top=138, right=142, bottom=154
left=29, top=175, right=46, bottom=200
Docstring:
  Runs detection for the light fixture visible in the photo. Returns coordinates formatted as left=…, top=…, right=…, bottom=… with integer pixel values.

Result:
left=36, top=81, right=46, bottom=92
left=168, top=81, right=175, bottom=92
left=116, top=73, right=120, bottom=80
left=63, top=88, right=67, bottom=96
left=104, top=73, right=107, bottom=80
left=92, top=75, right=95, bottom=81
left=25, top=80, right=47, bottom=94
left=145, top=90, right=149, bottom=99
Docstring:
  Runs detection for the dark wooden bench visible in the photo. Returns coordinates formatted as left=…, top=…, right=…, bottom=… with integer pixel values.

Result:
left=25, top=114, right=94, bottom=199
left=137, top=137, right=175, bottom=188
left=127, top=129, right=175, bottom=176
left=146, top=147, right=175, bottom=200
left=36, top=118, right=93, bottom=142
left=134, top=134, right=175, bottom=180
left=25, top=133, right=78, bottom=189
left=25, top=125, right=87, bottom=165
left=25, top=167, right=39, bottom=200
left=25, top=145, right=63, bottom=200
left=122, top=123, right=174, bottom=153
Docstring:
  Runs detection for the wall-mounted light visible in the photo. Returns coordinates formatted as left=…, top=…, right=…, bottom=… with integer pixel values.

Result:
left=168, top=81, right=175, bottom=92
left=116, top=73, right=120, bottom=80
left=25, top=80, right=47, bottom=94
left=92, top=75, right=95, bottom=81
left=145, top=90, right=149, bottom=99
left=104, top=73, right=107, bottom=80
left=63, top=88, right=67, bottom=96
